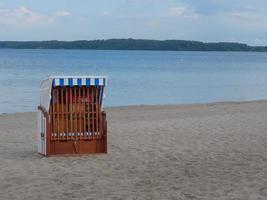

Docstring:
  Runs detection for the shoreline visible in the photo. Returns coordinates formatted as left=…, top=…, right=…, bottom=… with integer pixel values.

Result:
left=2, top=99, right=267, bottom=115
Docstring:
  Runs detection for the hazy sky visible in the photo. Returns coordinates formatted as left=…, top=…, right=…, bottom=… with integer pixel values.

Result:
left=0, top=0, right=266, bottom=45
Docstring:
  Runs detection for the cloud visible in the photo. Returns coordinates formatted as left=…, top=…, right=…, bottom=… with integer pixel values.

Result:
left=229, top=10, right=267, bottom=28
left=0, top=6, right=70, bottom=27
left=165, top=6, right=187, bottom=17
left=231, top=10, right=265, bottom=20
left=55, top=10, right=71, bottom=17
left=0, top=6, right=50, bottom=27
left=163, top=6, right=199, bottom=19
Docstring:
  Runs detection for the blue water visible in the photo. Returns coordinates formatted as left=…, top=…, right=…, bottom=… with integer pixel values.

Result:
left=0, top=49, right=267, bottom=113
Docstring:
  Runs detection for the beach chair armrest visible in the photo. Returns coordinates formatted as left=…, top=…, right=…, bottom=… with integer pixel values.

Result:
left=38, top=105, right=49, bottom=118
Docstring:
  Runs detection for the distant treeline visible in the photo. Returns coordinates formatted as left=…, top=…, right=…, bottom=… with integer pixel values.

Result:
left=0, top=39, right=266, bottom=51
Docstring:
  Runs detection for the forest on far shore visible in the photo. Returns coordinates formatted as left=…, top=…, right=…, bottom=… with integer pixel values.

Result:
left=0, top=39, right=266, bottom=51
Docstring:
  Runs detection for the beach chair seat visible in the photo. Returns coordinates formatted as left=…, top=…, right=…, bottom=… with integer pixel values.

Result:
left=37, top=76, right=107, bottom=156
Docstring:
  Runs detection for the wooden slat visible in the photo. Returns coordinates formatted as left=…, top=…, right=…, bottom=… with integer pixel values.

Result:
left=61, top=88, right=65, bottom=140
left=70, top=87, right=73, bottom=140
left=98, top=87, right=103, bottom=139
left=78, top=88, right=82, bottom=140
left=74, top=88, right=77, bottom=140
left=57, top=88, right=60, bottom=141
left=91, top=87, right=95, bottom=139
left=51, top=89, right=55, bottom=141
left=53, top=89, right=57, bottom=141
left=65, top=87, right=69, bottom=140
left=95, top=86, right=99, bottom=138
left=100, top=86, right=104, bottom=106
left=83, top=87, right=86, bottom=140
left=49, top=106, right=52, bottom=141
left=87, top=88, right=91, bottom=138
left=76, top=87, right=79, bottom=140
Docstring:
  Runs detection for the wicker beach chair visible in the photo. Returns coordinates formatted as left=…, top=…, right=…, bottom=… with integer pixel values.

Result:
left=37, top=76, right=107, bottom=156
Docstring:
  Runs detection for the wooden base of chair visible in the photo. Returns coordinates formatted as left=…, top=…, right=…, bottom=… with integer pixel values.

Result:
left=47, top=138, right=107, bottom=156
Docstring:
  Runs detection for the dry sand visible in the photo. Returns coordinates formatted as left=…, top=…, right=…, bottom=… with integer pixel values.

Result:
left=0, top=101, right=267, bottom=200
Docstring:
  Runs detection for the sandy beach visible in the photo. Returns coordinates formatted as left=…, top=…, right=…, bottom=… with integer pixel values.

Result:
left=0, top=101, right=266, bottom=200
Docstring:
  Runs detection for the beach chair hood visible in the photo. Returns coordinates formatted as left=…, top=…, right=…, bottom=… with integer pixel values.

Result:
left=40, top=76, right=107, bottom=112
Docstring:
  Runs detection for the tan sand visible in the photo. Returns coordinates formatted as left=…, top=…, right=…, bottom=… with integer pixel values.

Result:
left=0, top=101, right=267, bottom=200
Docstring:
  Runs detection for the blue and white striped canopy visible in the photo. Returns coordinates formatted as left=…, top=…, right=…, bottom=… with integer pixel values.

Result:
left=40, top=76, right=107, bottom=111
left=52, top=76, right=107, bottom=87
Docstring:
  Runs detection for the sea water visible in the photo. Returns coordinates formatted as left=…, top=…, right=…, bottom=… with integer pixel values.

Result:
left=0, top=49, right=267, bottom=113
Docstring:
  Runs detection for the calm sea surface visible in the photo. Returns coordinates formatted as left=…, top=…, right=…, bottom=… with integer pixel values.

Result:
left=0, top=49, right=267, bottom=113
